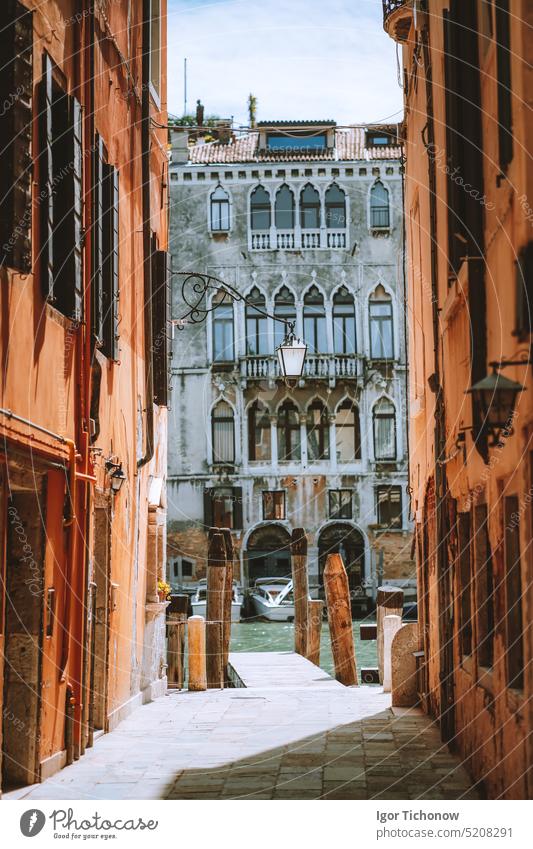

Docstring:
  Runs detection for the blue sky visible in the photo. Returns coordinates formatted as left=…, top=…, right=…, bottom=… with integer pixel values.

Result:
left=167, top=0, right=404, bottom=126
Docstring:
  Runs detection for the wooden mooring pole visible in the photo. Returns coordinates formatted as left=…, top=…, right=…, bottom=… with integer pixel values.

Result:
left=167, top=594, right=188, bottom=689
left=221, top=528, right=234, bottom=683
left=307, top=599, right=324, bottom=666
left=291, top=528, right=309, bottom=656
left=324, top=553, right=357, bottom=685
left=187, top=615, right=206, bottom=691
left=206, top=529, right=226, bottom=689
left=376, top=585, right=404, bottom=685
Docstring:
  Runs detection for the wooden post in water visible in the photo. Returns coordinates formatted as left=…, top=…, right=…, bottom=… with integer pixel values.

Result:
left=221, top=528, right=234, bottom=683
left=376, top=586, right=404, bottom=684
left=291, top=528, right=309, bottom=656
left=187, top=615, right=206, bottom=691
left=324, top=553, right=357, bottom=685
left=307, top=599, right=324, bottom=666
left=206, top=529, right=226, bottom=689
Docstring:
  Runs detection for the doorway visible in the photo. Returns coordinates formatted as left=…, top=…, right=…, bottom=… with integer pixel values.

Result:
left=90, top=501, right=111, bottom=734
left=318, top=523, right=365, bottom=595
left=245, top=524, right=291, bottom=585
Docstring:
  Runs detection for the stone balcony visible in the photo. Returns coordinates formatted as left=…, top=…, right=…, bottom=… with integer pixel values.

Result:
left=249, top=227, right=348, bottom=251
left=382, top=0, right=413, bottom=42
left=240, top=352, right=361, bottom=384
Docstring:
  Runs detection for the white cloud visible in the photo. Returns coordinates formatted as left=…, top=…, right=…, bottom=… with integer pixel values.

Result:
left=167, top=0, right=403, bottom=126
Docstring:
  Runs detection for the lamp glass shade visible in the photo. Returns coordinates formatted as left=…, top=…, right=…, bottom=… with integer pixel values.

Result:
left=276, top=336, right=307, bottom=378
left=110, top=468, right=126, bottom=493
left=468, top=372, right=524, bottom=428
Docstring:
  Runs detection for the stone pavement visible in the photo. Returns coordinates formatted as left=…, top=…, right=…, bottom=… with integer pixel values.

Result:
left=10, top=653, right=480, bottom=801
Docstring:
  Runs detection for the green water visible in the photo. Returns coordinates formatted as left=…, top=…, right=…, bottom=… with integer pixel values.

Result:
left=230, top=620, right=377, bottom=679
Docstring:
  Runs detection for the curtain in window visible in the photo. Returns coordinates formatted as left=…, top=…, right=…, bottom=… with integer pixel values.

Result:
left=303, top=286, right=327, bottom=353
left=212, top=302, right=234, bottom=361
left=333, top=287, right=356, bottom=354
left=369, top=289, right=393, bottom=359
left=277, top=401, right=301, bottom=461
left=306, top=401, right=329, bottom=460
left=373, top=399, right=396, bottom=459
left=212, top=401, right=235, bottom=463
left=248, top=401, right=271, bottom=461
left=336, top=401, right=361, bottom=461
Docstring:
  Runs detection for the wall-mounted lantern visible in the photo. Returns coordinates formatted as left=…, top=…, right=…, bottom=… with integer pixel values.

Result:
left=105, top=458, right=126, bottom=494
left=467, top=369, right=524, bottom=445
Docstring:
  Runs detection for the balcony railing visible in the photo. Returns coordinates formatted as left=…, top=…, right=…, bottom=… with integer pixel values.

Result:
left=249, top=227, right=347, bottom=251
left=240, top=353, right=360, bottom=381
left=382, top=0, right=413, bottom=42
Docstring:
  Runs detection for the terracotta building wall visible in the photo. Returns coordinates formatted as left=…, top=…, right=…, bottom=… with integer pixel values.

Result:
left=385, top=0, right=532, bottom=798
left=0, top=0, right=169, bottom=791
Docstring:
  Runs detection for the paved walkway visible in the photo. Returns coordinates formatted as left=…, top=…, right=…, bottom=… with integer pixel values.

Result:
left=11, top=653, right=480, bottom=801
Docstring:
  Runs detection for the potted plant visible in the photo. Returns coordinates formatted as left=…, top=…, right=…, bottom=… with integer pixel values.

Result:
left=157, top=580, right=171, bottom=602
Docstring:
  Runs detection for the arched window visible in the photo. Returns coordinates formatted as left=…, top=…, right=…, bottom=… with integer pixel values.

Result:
left=274, top=286, right=296, bottom=349
left=300, top=184, right=320, bottom=229
left=245, top=287, right=268, bottom=355
left=275, top=185, right=295, bottom=229
left=303, top=286, right=326, bottom=353
left=333, top=287, right=356, bottom=354
left=212, top=294, right=234, bottom=362
left=210, top=185, right=230, bottom=231
left=325, top=184, right=346, bottom=228
left=212, top=401, right=235, bottom=464
left=336, top=400, right=361, bottom=462
left=369, top=285, right=394, bottom=360
left=373, top=398, right=396, bottom=460
left=277, top=401, right=301, bottom=461
left=370, top=180, right=390, bottom=229
left=250, top=185, right=271, bottom=230
left=248, top=401, right=271, bottom=462
left=307, top=400, right=330, bottom=461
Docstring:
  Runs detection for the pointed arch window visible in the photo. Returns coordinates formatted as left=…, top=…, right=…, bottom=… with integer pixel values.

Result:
left=250, top=185, right=271, bottom=230
left=300, top=184, right=321, bottom=229
left=274, top=286, right=296, bottom=349
left=373, top=398, right=396, bottom=460
left=245, top=286, right=269, bottom=355
left=275, top=185, right=295, bottom=229
left=307, top=400, right=330, bottom=461
left=336, top=400, right=361, bottom=462
left=370, top=180, right=390, bottom=229
left=277, top=401, right=301, bottom=461
left=210, top=185, right=230, bottom=231
left=333, top=287, right=356, bottom=354
left=212, top=401, right=235, bottom=464
left=248, top=400, right=271, bottom=462
left=325, top=184, right=346, bottom=228
left=212, top=294, right=234, bottom=362
left=369, top=285, right=394, bottom=360
left=303, top=286, right=326, bottom=353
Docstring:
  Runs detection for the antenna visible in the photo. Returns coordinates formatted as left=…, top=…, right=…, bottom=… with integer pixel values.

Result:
left=184, top=57, right=187, bottom=116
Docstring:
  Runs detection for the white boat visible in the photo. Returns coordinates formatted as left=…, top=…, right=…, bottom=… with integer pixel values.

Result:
left=249, top=577, right=296, bottom=622
left=191, top=579, right=243, bottom=622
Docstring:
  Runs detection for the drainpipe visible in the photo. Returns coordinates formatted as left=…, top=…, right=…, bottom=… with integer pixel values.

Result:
left=138, top=0, right=154, bottom=469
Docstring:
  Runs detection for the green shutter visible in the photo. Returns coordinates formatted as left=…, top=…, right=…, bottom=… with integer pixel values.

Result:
left=152, top=249, right=171, bottom=405
left=39, top=53, right=54, bottom=300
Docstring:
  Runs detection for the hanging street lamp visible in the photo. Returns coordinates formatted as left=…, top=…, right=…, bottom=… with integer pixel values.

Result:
left=172, top=271, right=307, bottom=381
left=467, top=368, right=524, bottom=445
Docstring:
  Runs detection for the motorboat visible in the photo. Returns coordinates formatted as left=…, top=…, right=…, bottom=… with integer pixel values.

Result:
left=191, top=579, right=243, bottom=622
left=249, top=577, right=296, bottom=622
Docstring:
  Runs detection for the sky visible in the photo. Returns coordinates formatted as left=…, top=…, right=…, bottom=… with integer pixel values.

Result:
left=167, top=0, right=404, bottom=127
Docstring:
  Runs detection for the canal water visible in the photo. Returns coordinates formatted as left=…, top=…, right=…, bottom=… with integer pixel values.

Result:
left=230, top=619, right=377, bottom=678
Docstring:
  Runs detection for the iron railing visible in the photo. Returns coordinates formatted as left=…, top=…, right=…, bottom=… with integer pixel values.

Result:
left=382, top=0, right=407, bottom=21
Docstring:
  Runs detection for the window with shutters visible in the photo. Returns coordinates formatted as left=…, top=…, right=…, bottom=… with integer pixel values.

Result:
left=149, top=0, right=161, bottom=100
left=473, top=504, right=494, bottom=669
left=504, top=495, right=524, bottom=689
left=514, top=242, right=533, bottom=339
left=376, top=486, right=402, bottom=529
left=212, top=401, right=235, bottom=464
left=152, top=249, right=171, bottom=405
left=0, top=0, right=33, bottom=272
left=262, top=491, right=286, bottom=521
left=204, top=486, right=243, bottom=529
left=92, top=137, right=120, bottom=359
left=38, top=53, right=83, bottom=320
left=457, top=511, right=473, bottom=657
left=495, top=0, right=513, bottom=172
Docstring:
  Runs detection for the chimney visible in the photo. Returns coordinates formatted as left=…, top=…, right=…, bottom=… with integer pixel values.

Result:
left=171, top=128, right=189, bottom=164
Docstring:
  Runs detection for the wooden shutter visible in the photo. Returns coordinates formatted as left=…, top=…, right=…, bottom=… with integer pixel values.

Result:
left=515, top=242, right=533, bottom=337
left=203, top=488, right=214, bottom=528
left=92, top=134, right=104, bottom=344
left=232, top=487, right=243, bottom=530
left=151, top=249, right=171, bottom=405
left=111, top=168, right=119, bottom=359
left=101, top=163, right=119, bottom=359
left=0, top=0, right=33, bottom=272
left=39, top=53, right=54, bottom=301
left=495, top=0, right=513, bottom=171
